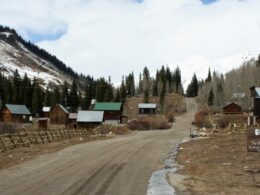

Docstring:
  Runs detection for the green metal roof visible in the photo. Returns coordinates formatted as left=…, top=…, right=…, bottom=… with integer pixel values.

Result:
left=5, top=104, right=31, bottom=115
left=93, top=102, right=122, bottom=111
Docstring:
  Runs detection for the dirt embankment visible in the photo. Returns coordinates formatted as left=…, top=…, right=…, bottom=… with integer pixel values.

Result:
left=177, top=129, right=260, bottom=195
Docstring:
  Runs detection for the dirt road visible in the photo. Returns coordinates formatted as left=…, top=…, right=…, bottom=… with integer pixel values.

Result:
left=0, top=99, right=196, bottom=195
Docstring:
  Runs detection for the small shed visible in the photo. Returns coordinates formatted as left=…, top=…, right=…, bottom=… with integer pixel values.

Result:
left=77, top=111, right=104, bottom=129
left=38, top=118, right=48, bottom=129
left=93, top=102, right=123, bottom=123
left=42, top=107, right=51, bottom=118
left=1, top=104, right=31, bottom=123
left=250, top=86, right=260, bottom=116
left=138, top=103, right=157, bottom=115
left=222, top=102, right=242, bottom=114
left=49, top=104, right=69, bottom=125
left=69, top=113, right=78, bottom=129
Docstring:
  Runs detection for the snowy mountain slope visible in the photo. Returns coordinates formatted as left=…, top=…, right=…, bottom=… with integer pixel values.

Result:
left=170, top=52, right=257, bottom=89
left=0, top=31, right=67, bottom=86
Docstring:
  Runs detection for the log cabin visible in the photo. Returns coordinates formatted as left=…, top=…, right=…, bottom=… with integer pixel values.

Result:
left=77, top=111, right=104, bottom=129
left=138, top=103, right=157, bottom=115
left=49, top=104, right=69, bottom=125
left=93, top=102, right=123, bottom=123
left=222, top=102, right=242, bottom=114
left=1, top=104, right=31, bottom=123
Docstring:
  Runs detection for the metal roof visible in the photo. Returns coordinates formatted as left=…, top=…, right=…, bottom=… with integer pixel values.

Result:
left=5, top=104, right=31, bottom=115
left=42, top=107, right=51, bottom=112
left=58, top=104, right=69, bottom=114
left=69, top=113, right=78, bottom=119
left=255, top=88, right=260, bottom=97
left=138, top=103, right=157, bottom=109
left=77, top=111, right=104, bottom=122
left=94, top=102, right=122, bottom=111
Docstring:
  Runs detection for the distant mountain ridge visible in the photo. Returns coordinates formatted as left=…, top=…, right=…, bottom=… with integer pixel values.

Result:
left=0, top=25, right=78, bottom=86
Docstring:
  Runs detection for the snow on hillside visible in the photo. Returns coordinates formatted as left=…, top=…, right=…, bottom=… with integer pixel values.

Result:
left=0, top=32, right=64, bottom=86
left=170, top=52, right=257, bottom=89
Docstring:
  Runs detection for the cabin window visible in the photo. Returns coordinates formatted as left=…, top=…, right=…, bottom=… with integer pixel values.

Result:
left=141, top=108, right=144, bottom=114
left=23, top=115, right=26, bottom=119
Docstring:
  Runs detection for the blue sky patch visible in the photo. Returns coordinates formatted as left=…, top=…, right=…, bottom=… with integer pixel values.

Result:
left=27, top=29, right=67, bottom=43
left=201, top=0, right=218, bottom=5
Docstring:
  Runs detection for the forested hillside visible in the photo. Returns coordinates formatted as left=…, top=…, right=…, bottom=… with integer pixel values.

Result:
left=187, top=56, right=260, bottom=110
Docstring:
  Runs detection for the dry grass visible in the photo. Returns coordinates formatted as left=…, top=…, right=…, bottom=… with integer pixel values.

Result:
left=214, top=113, right=248, bottom=128
left=127, top=115, right=171, bottom=130
left=177, top=129, right=260, bottom=195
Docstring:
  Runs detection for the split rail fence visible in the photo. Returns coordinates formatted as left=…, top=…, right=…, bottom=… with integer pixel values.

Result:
left=0, top=129, right=91, bottom=151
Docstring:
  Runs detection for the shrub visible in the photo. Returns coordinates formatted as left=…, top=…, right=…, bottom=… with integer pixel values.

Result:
left=128, top=115, right=171, bottom=130
left=167, top=112, right=175, bottom=122
left=214, top=114, right=247, bottom=128
left=194, top=111, right=213, bottom=128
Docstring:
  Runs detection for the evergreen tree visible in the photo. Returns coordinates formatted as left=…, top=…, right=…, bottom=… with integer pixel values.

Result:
left=114, top=88, right=120, bottom=102
left=104, top=84, right=114, bottom=102
left=44, top=87, right=51, bottom=106
left=60, top=81, right=69, bottom=107
left=12, top=69, right=21, bottom=104
left=31, top=78, right=43, bottom=116
left=52, top=85, right=61, bottom=107
left=206, top=68, right=212, bottom=82
left=96, top=78, right=107, bottom=102
left=186, top=73, right=198, bottom=97
left=208, top=88, right=214, bottom=105
left=70, top=79, right=79, bottom=112
left=120, top=77, right=127, bottom=104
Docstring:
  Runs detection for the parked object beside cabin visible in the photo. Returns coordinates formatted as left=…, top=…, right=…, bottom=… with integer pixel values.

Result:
left=49, top=104, right=69, bottom=125
left=69, top=113, right=78, bottom=129
left=1, top=104, right=31, bottom=123
left=77, top=111, right=104, bottom=129
left=38, top=118, right=48, bottom=129
left=138, top=103, right=157, bottom=115
left=250, top=86, right=260, bottom=116
left=42, top=107, right=51, bottom=118
left=222, top=102, right=242, bottom=114
left=93, top=102, right=123, bottom=123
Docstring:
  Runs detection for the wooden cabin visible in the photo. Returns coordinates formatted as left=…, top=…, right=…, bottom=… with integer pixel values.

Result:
left=42, top=107, right=51, bottom=118
left=138, top=103, right=157, bottom=115
left=1, top=104, right=31, bottom=123
left=222, top=102, right=242, bottom=114
left=250, top=86, right=260, bottom=116
left=38, top=118, right=48, bottom=129
left=49, top=104, right=69, bottom=125
left=93, top=102, right=123, bottom=123
left=69, top=113, right=78, bottom=129
left=77, top=111, right=104, bottom=129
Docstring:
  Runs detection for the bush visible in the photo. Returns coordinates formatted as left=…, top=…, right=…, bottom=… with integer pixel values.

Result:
left=194, top=111, right=213, bottom=128
left=166, top=112, right=175, bottom=122
left=214, top=114, right=247, bottom=128
left=128, top=115, right=171, bottom=130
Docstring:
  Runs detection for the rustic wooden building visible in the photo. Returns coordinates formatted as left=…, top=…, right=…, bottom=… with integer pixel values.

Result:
left=1, top=104, right=31, bottom=123
left=38, top=118, right=48, bottom=129
left=69, top=113, right=78, bottom=129
left=42, top=107, right=51, bottom=118
left=138, top=103, right=157, bottom=115
left=93, top=102, right=123, bottom=123
left=222, top=102, right=242, bottom=114
left=49, top=104, right=69, bottom=125
left=77, top=111, right=104, bottom=129
left=250, top=86, right=260, bottom=116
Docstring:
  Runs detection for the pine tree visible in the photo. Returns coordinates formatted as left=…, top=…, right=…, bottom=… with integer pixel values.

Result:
left=208, top=88, right=214, bottom=105
left=120, top=77, right=127, bottom=104
left=186, top=73, right=198, bottom=97
left=60, top=81, right=69, bottom=107
left=70, top=79, right=79, bottom=112
left=12, top=69, right=21, bottom=104
left=114, top=88, right=120, bottom=102
left=144, top=88, right=149, bottom=103
left=206, top=68, right=212, bottom=82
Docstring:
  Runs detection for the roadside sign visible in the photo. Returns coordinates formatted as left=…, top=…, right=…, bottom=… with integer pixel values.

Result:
left=247, top=128, right=260, bottom=152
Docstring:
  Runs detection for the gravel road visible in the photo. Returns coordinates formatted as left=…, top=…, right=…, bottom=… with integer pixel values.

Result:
left=0, top=99, right=196, bottom=195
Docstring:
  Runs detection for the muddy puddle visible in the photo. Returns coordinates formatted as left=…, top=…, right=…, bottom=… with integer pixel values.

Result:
left=146, top=143, right=179, bottom=195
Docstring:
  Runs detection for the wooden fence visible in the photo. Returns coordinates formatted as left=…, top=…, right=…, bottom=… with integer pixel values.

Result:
left=0, top=129, right=90, bottom=151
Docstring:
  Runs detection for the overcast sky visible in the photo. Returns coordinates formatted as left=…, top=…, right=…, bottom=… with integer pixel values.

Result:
left=0, top=0, right=260, bottom=84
